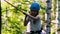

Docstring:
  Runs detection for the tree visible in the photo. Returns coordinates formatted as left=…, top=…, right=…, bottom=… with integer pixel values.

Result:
left=46, top=0, right=51, bottom=34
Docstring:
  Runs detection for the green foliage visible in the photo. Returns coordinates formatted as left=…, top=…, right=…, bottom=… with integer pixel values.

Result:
left=1, top=0, right=57, bottom=34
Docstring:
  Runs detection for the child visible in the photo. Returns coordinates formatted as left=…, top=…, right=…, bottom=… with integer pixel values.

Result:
left=24, top=2, right=42, bottom=34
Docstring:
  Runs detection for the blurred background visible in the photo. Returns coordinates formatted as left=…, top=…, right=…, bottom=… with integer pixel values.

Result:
left=1, top=0, right=60, bottom=34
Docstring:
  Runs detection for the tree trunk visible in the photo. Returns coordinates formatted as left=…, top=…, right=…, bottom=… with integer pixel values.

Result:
left=58, top=0, right=60, bottom=34
left=55, top=0, right=58, bottom=34
left=46, top=0, right=51, bottom=34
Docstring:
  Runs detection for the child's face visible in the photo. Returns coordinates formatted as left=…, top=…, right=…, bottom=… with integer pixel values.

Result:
left=29, top=11, right=37, bottom=16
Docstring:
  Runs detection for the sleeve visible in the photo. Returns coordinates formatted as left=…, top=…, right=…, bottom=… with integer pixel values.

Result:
left=26, top=16, right=30, bottom=21
left=36, top=15, right=41, bottom=20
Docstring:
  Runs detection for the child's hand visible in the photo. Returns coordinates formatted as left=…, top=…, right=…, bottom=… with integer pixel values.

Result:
left=22, top=12, right=28, bottom=16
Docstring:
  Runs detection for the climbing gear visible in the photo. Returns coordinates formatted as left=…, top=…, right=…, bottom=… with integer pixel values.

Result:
left=30, top=2, right=40, bottom=11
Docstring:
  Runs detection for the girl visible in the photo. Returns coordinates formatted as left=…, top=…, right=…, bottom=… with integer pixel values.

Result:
left=24, top=2, right=42, bottom=34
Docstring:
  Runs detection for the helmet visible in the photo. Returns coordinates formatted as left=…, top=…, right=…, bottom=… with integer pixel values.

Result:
left=30, top=2, right=40, bottom=11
